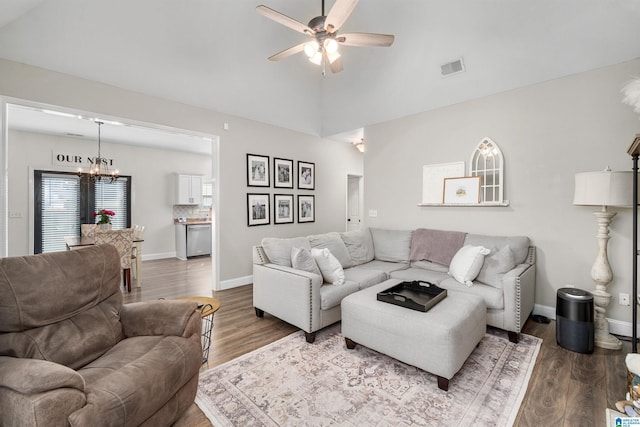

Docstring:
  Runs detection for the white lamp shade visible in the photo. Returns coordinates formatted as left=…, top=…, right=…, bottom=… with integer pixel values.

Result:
left=573, top=170, right=636, bottom=207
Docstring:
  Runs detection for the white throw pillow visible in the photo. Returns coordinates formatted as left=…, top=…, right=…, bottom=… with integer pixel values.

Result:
left=311, top=248, right=345, bottom=285
left=291, top=247, right=322, bottom=277
left=448, top=245, right=491, bottom=286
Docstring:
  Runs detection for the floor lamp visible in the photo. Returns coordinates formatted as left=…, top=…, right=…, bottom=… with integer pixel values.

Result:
left=574, top=168, right=634, bottom=350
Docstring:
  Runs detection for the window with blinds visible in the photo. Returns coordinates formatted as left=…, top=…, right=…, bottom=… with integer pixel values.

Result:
left=95, top=179, right=129, bottom=230
left=38, top=173, right=81, bottom=254
left=34, top=171, right=132, bottom=254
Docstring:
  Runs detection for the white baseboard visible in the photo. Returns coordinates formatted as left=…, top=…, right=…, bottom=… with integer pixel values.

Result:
left=533, top=303, right=635, bottom=338
left=142, top=252, right=176, bottom=261
left=219, top=275, right=252, bottom=290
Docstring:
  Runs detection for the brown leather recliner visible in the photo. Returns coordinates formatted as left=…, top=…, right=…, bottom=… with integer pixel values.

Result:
left=0, top=245, right=203, bottom=426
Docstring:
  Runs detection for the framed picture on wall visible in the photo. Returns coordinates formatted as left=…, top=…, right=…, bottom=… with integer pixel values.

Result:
left=298, top=195, right=315, bottom=223
left=247, top=193, right=270, bottom=226
left=297, top=161, right=315, bottom=190
left=274, top=194, right=294, bottom=224
left=247, top=154, right=270, bottom=187
left=274, top=158, right=294, bottom=188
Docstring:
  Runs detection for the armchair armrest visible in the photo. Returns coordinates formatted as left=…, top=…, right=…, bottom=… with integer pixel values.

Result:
left=0, top=356, right=87, bottom=427
left=0, top=356, right=84, bottom=394
left=120, top=300, right=201, bottom=338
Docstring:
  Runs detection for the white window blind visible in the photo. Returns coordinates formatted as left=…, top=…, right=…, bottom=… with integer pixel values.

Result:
left=41, top=173, right=80, bottom=253
left=94, top=178, right=128, bottom=230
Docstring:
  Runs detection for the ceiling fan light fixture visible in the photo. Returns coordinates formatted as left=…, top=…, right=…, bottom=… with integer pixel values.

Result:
left=309, top=51, right=323, bottom=65
left=304, top=41, right=319, bottom=58
left=323, top=38, right=339, bottom=54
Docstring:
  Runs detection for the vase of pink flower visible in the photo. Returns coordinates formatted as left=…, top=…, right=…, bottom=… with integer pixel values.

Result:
left=93, top=209, right=115, bottom=229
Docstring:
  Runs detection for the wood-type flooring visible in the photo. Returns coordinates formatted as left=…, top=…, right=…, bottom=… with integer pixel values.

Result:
left=124, top=256, right=631, bottom=427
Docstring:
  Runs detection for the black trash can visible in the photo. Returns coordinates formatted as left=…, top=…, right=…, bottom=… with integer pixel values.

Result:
left=556, top=288, right=594, bottom=354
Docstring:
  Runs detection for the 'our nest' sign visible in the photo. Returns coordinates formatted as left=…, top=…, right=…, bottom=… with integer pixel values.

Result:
left=52, top=151, right=115, bottom=169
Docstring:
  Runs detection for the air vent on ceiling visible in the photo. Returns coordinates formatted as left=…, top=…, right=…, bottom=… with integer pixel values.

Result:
left=440, top=58, right=465, bottom=77
left=66, top=133, right=84, bottom=138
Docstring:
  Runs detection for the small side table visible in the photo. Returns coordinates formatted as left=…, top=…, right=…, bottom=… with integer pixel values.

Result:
left=177, top=296, right=221, bottom=364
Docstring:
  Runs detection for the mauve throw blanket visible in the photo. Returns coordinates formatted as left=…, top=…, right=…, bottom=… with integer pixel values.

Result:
left=410, top=228, right=467, bottom=266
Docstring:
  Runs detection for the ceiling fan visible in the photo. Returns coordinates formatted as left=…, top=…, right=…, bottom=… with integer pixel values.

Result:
left=256, top=0, right=394, bottom=74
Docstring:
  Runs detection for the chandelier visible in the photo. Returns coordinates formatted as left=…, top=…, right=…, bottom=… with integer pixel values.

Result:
left=78, top=121, right=119, bottom=182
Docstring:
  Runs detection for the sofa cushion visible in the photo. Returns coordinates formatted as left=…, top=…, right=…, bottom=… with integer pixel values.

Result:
left=389, top=268, right=449, bottom=285
left=352, top=260, right=410, bottom=275
left=464, top=234, right=530, bottom=265
left=476, top=245, right=516, bottom=288
left=261, top=237, right=310, bottom=267
left=320, top=281, right=361, bottom=310
left=437, top=278, right=504, bottom=310
left=448, top=245, right=490, bottom=286
left=340, top=228, right=375, bottom=266
left=311, top=248, right=345, bottom=285
left=308, top=232, right=354, bottom=268
left=343, top=267, right=387, bottom=290
left=410, top=260, right=449, bottom=273
left=72, top=334, right=202, bottom=426
left=370, top=228, right=412, bottom=263
left=291, top=247, right=321, bottom=277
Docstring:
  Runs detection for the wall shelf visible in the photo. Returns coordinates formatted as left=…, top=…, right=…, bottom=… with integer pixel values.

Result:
left=417, top=201, right=510, bottom=207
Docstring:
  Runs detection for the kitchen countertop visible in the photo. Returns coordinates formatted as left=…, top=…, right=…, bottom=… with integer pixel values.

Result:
left=174, top=218, right=212, bottom=225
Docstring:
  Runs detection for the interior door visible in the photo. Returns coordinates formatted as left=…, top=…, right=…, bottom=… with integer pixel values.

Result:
left=347, top=176, right=362, bottom=231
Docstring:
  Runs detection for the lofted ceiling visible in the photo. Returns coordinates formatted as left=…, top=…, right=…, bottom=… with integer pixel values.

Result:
left=0, top=0, right=639, bottom=142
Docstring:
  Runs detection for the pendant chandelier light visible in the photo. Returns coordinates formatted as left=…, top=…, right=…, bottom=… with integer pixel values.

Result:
left=78, top=121, right=119, bottom=182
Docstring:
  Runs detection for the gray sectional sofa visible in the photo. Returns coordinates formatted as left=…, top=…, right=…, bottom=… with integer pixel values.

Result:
left=253, top=227, right=536, bottom=343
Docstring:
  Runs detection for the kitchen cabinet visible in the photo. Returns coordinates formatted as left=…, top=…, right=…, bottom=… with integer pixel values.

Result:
left=176, top=174, right=203, bottom=205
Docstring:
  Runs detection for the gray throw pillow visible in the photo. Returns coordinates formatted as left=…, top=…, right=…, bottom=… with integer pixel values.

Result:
left=476, top=245, right=516, bottom=288
left=291, top=247, right=322, bottom=277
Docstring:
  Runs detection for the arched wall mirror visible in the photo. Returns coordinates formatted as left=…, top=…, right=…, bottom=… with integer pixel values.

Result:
left=469, top=137, right=505, bottom=205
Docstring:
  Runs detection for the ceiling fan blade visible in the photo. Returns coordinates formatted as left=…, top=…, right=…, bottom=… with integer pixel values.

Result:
left=325, top=0, right=359, bottom=33
left=338, top=32, right=395, bottom=47
left=329, top=57, right=344, bottom=73
left=256, top=5, right=314, bottom=35
left=323, top=51, right=344, bottom=73
left=268, top=43, right=307, bottom=61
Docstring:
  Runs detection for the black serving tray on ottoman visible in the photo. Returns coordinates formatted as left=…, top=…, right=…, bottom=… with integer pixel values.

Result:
left=377, top=280, right=447, bottom=312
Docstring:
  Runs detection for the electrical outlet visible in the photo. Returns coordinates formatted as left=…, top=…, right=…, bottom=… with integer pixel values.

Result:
left=620, top=293, right=631, bottom=306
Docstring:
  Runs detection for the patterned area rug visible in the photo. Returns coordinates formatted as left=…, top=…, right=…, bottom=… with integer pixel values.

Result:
left=196, top=324, right=541, bottom=426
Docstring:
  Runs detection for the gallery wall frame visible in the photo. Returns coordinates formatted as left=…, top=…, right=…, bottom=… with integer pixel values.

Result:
left=247, top=193, right=270, bottom=226
left=297, top=194, right=315, bottom=223
left=247, top=154, right=270, bottom=187
left=274, top=194, right=294, bottom=224
left=274, top=157, right=294, bottom=188
left=297, top=161, right=315, bottom=190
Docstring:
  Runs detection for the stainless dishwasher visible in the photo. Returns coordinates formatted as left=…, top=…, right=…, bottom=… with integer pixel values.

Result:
left=186, top=224, right=212, bottom=257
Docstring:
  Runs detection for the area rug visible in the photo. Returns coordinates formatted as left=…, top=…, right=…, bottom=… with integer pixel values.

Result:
left=196, top=324, right=541, bottom=426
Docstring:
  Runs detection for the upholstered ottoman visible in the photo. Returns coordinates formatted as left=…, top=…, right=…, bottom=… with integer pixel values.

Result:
left=341, top=279, right=486, bottom=391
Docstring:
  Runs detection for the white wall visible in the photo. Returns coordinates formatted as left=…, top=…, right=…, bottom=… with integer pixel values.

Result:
left=363, top=58, right=640, bottom=326
left=0, top=58, right=363, bottom=286
left=7, top=130, right=210, bottom=258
